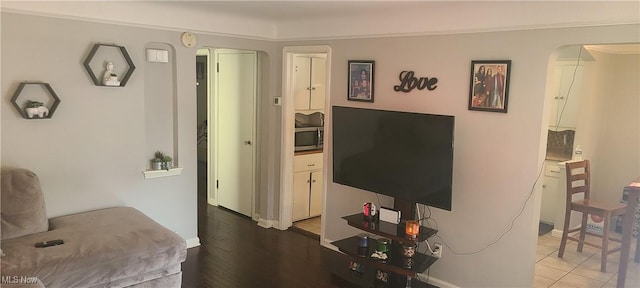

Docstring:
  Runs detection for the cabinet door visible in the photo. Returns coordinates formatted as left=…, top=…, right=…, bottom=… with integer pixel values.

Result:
left=309, top=170, right=323, bottom=217
left=293, top=172, right=311, bottom=221
left=294, top=57, right=311, bottom=111
left=549, top=64, right=583, bottom=129
left=309, top=58, right=326, bottom=110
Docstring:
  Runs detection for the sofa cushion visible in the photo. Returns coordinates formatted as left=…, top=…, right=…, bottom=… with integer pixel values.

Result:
left=0, top=207, right=186, bottom=288
left=1, top=168, right=48, bottom=240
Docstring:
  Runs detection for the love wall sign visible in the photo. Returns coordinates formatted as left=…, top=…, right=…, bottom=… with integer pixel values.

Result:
left=393, top=71, right=438, bottom=92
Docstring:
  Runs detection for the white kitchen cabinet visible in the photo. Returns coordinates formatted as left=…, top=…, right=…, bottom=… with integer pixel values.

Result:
left=541, top=161, right=561, bottom=224
left=549, top=64, right=583, bottom=129
left=294, top=56, right=326, bottom=111
left=293, top=153, right=323, bottom=221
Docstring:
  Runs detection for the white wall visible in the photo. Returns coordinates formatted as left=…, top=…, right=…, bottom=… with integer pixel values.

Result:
left=0, top=12, right=279, bottom=244
left=280, top=24, right=640, bottom=287
left=578, top=51, right=640, bottom=202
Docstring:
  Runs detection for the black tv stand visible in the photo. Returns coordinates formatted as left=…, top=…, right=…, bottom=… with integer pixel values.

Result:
left=329, top=199, right=439, bottom=288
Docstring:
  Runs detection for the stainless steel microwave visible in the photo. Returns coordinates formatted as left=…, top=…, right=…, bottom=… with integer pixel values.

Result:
left=295, top=127, right=324, bottom=151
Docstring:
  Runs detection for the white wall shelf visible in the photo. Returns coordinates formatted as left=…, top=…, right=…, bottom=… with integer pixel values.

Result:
left=143, top=167, right=183, bottom=179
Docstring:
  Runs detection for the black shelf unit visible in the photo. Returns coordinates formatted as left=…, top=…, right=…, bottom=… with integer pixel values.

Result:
left=83, top=43, right=135, bottom=87
left=331, top=213, right=439, bottom=288
left=10, top=81, right=61, bottom=119
left=342, top=213, right=438, bottom=244
left=331, top=236, right=438, bottom=277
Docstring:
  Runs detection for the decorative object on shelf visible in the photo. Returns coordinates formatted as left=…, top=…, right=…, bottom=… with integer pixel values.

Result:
left=371, top=238, right=390, bottom=263
left=376, top=270, right=389, bottom=285
left=24, top=100, right=49, bottom=118
left=468, top=60, right=511, bottom=113
left=181, top=32, right=197, bottom=48
left=102, top=62, right=120, bottom=86
left=357, top=233, right=369, bottom=257
left=405, top=220, right=420, bottom=239
left=83, top=43, right=135, bottom=87
left=151, top=151, right=173, bottom=171
left=348, top=60, right=375, bottom=102
left=10, top=82, right=61, bottom=119
left=363, top=202, right=377, bottom=220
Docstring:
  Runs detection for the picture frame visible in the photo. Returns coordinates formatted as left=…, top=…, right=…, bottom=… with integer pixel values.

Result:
left=468, top=60, right=511, bottom=113
left=348, top=60, right=375, bottom=102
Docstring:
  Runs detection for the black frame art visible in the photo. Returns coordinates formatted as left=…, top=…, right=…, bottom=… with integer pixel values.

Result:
left=469, top=60, right=511, bottom=113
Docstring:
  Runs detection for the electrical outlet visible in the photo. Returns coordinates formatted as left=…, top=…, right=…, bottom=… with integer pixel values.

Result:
left=433, top=243, right=443, bottom=258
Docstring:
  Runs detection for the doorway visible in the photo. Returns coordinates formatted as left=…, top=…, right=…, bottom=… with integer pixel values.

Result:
left=196, top=48, right=257, bottom=219
left=280, top=46, right=332, bottom=242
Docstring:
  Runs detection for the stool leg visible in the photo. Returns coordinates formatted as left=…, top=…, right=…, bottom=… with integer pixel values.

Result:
left=600, top=212, right=611, bottom=273
left=578, top=212, right=588, bottom=252
left=558, top=207, right=572, bottom=258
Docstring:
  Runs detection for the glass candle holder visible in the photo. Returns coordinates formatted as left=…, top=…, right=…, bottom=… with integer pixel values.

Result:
left=405, top=220, right=419, bottom=238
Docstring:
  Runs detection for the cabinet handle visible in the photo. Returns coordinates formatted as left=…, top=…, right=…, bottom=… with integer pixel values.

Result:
left=312, top=180, right=316, bottom=183
left=550, top=170, right=560, bottom=173
left=543, top=184, right=547, bottom=188
left=307, top=180, right=311, bottom=183
left=307, top=164, right=315, bottom=167
left=306, top=87, right=311, bottom=90
left=311, top=87, right=316, bottom=90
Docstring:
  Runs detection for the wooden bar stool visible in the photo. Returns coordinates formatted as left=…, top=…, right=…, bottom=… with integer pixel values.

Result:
left=557, top=160, right=627, bottom=272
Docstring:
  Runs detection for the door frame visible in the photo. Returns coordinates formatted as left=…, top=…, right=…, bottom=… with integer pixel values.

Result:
left=203, top=48, right=258, bottom=219
left=280, top=45, right=332, bottom=232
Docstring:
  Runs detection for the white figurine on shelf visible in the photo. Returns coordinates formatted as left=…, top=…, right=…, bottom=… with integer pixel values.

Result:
left=102, top=62, right=120, bottom=86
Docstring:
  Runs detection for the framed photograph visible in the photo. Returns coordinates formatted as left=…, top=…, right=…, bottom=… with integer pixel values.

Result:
left=468, top=60, right=511, bottom=113
left=348, top=60, right=375, bottom=102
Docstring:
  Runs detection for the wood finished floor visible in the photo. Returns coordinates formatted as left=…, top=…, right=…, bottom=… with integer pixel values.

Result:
left=183, top=164, right=347, bottom=287
left=181, top=204, right=350, bottom=288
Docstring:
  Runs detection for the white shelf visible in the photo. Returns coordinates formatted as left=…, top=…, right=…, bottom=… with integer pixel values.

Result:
left=143, top=167, right=183, bottom=179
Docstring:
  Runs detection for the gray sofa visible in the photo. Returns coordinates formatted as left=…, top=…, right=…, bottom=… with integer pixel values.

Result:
left=0, top=168, right=186, bottom=288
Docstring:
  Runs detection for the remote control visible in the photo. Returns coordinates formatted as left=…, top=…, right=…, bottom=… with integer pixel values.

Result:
left=34, top=239, right=64, bottom=248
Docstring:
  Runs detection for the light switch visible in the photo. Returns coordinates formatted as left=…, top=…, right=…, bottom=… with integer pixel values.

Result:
left=158, top=50, right=169, bottom=63
left=146, top=49, right=169, bottom=63
left=146, top=49, right=157, bottom=62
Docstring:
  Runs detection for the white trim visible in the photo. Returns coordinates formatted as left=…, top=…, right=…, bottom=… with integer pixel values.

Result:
left=186, top=237, right=201, bottom=249
left=143, top=167, right=183, bottom=179
left=416, top=275, right=461, bottom=288
left=257, top=218, right=280, bottom=229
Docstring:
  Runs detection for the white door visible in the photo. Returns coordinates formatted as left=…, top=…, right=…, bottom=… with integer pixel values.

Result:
left=215, top=50, right=256, bottom=217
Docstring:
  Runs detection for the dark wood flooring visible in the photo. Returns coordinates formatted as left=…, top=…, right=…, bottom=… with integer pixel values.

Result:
left=182, top=161, right=349, bottom=287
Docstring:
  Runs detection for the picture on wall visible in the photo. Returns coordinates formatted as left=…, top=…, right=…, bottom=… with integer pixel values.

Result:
left=348, top=60, right=375, bottom=102
left=468, top=60, right=511, bottom=113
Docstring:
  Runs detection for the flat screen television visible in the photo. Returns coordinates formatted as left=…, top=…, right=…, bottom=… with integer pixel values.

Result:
left=332, top=106, right=454, bottom=211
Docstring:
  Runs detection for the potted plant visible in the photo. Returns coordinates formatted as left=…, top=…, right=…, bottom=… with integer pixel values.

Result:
left=151, top=151, right=172, bottom=171
left=24, top=100, right=49, bottom=118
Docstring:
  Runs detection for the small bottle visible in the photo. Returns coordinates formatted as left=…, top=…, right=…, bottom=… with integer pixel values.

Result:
left=574, top=145, right=583, bottom=160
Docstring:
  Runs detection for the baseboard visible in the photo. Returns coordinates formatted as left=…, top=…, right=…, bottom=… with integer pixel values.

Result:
left=186, top=237, right=201, bottom=248
left=257, top=218, right=279, bottom=229
left=418, top=276, right=460, bottom=288
left=551, top=229, right=563, bottom=238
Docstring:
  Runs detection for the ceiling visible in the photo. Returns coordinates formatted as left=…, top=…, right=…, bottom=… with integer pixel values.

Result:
left=2, top=1, right=639, bottom=41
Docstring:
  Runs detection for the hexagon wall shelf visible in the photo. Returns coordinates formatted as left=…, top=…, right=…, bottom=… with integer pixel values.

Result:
left=10, top=82, right=61, bottom=119
left=83, top=43, right=136, bottom=87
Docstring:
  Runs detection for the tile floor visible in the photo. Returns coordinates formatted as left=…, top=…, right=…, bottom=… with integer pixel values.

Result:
left=535, top=232, right=640, bottom=287
left=293, top=216, right=321, bottom=235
